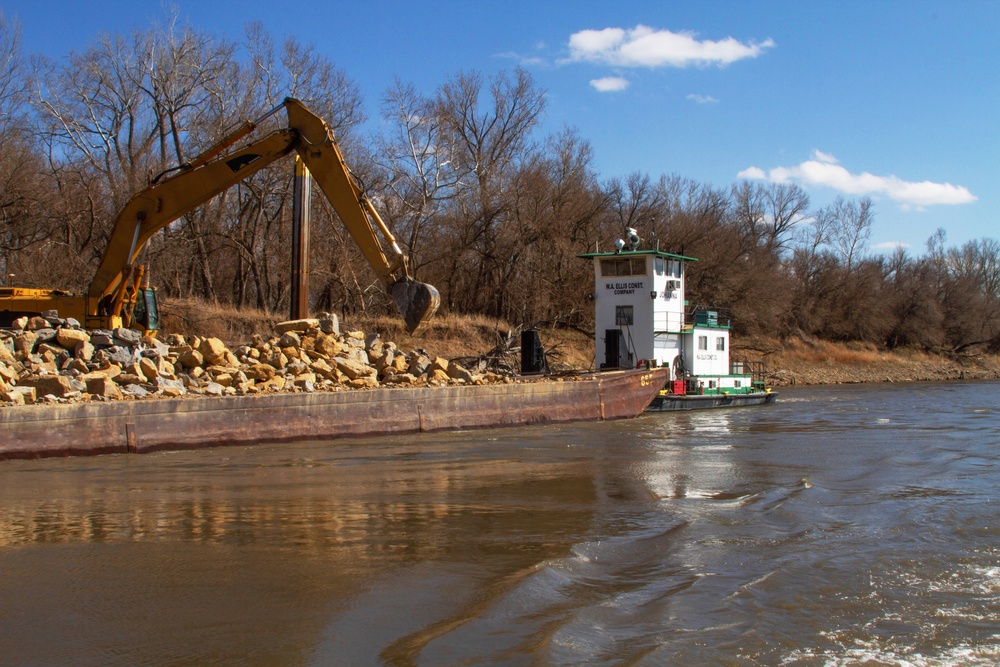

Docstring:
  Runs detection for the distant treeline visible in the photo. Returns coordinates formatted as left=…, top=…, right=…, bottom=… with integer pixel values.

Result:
left=2, top=15, right=997, bottom=353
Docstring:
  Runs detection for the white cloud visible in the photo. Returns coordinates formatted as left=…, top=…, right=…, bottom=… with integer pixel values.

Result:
left=739, top=154, right=977, bottom=207
left=686, top=93, right=719, bottom=104
left=737, top=166, right=767, bottom=180
left=568, top=25, right=774, bottom=68
left=812, top=149, right=838, bottom=164
left=496, top=50, right=548, bottom=67
left=590, top=76, right=630, bottom=92
left=873, top=241, right=911, bottom=251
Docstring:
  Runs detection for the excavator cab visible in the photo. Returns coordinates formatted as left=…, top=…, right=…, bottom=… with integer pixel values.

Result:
left=131, top=287, right=160, bottom=333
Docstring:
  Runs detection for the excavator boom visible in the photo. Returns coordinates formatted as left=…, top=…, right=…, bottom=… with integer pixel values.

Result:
left=83, top=97, right=438, bottom=333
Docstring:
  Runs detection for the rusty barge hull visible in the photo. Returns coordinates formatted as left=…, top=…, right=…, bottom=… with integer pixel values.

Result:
left=0, top=368, right=667, bottom=461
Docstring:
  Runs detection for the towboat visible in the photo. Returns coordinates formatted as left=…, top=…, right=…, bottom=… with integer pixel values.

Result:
left=579, top=230, right=777, bottom=412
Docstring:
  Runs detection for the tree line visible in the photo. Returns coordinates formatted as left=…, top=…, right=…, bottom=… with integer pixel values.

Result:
left=1, top=14, right=997, bottom=354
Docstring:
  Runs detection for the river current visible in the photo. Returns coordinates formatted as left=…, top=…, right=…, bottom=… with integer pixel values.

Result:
left=1, top=380, right=998, bottom=666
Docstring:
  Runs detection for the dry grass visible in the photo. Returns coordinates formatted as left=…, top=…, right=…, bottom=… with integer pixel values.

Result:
left=779, top=337, right=887, bottom=365
left=158, top=297, right=594, bottom=368
left=159, top=297, right=279, bottom=344
left=754, top=335, right=1000, bottom=385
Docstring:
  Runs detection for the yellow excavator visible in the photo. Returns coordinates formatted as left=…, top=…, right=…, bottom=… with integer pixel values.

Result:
left=0, top=98, right=440, bottom=334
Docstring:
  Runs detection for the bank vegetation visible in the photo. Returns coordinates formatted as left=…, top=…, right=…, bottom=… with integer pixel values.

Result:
left=2, top=14, right=999, bottom=374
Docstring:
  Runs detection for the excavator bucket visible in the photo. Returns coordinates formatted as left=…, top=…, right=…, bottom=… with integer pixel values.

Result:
left=391, top=279, right=441, bottom=334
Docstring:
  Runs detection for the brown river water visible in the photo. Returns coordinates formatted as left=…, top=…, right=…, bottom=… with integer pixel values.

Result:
left=1, top=381, right=998, bottom=666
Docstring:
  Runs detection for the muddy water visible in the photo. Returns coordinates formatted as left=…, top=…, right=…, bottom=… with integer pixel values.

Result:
left=1, top=381, right=998, bottom=666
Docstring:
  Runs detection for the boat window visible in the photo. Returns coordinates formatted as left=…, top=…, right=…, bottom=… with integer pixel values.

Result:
left=600, top=257, right=647, bottom=276
left=716, top=337, right=725, bottom=351
left=735, top=380, right=742, bottom=388
left=615, top=305, right=634, bottom=325
left=698, top=335, right=708, bottom=350
left=654, top=258, right=665, bottom=276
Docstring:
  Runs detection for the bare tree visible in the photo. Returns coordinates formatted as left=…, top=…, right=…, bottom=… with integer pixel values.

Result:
left=730, top=181, right=809, bottom=256
left=430, top=67, right=546, bottom=317
left=604, top=172, right=662, bottom=242
left=0, top=13, right=69, bottom=287
left=829, top=196, right=874, bottom=272
left=371, top=79, right=461, bottom=276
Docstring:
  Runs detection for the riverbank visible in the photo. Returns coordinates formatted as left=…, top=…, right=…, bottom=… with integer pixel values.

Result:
left=735, top=336, right=1000, bottom=386
left=166, top=299, right=1000, bottom=388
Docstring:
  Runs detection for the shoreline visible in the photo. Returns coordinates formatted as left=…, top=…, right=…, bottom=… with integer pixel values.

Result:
left=745, top=340, right=1000, bottom=387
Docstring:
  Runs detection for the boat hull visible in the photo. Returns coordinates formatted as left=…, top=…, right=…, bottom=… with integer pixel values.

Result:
left=0, top=368, right=667, bottom=460
left=646, top=391, right=777, bottom=412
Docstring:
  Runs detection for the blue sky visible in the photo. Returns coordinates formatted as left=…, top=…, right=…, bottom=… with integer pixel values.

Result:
left=4, top=0, right=997, bottom=256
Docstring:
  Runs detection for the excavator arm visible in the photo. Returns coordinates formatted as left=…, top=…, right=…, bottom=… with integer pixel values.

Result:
left=89, top=98, right=439, bottom=333
left=282, top=99, right=440, bottom=333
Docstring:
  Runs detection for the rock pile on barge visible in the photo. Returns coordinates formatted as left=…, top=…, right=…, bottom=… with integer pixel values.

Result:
left=0, top=311, right=507, bottom=407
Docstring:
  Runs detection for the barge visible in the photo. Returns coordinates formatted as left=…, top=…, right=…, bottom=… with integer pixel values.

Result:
left=0, top=367, right=667, bottom=461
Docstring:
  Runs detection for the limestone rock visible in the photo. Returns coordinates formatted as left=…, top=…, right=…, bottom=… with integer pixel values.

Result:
left=139, top=357, right=159, bottom=382
left=0, top=361, right=16, bottom=385
left=259, top=375, right=286, bottom=391
left=7, top=385, right=35, bottom=404
left=20, top=374, right=85, bottom=397
left=261, top=349, right=288, bottom=370
left=56, top=328, right=90, bottom=349
left=428, top=369, right=450, bottom=383
left=347, top=376, right=378, bottom=389
left=318, top=313, right=339, bottom=335
left=75, top=340, right=95, bottom=362
left=63, top=358, right=89, bottom=374
left=314, top=333, right=342, bottom=358
left=383, top=373, right=416, bottom=385
left=90, top=330, right=115, bottom=347
left=14, top=331, right=38, bottom=355
left=82, top=365, right=122, bottom=381
left=343, top=347, right=370, bottom=366
left=86, top=376, right=123, bottom=400
left=112, top=327, right=142, bottom=345
left=408, top=353, right=431, bottom=376
left=274, top=318, right=318, bottom=335
left=308, top=358, right=338, bottom=381
left=177, top=348, right=204, bottom=369
left=198, top=337, right=228, bottom=365
left=428, top=356, right=450, bottom=375
left=154, top=377, right=186, bottom=396
left=26, top=316, right=48, bottom=331
left=447, top=363, right=474, bottom=383
left=334, top=357, right=376, bottom=381
left=123, top=384, right=149, bottom=398
left=246, top=363, right=277, bottom=382
left=0, top=385, right=25, bottom=405
left=278, top=331, right=301, bottom=348
left=113, top=373, right=145, bottom=386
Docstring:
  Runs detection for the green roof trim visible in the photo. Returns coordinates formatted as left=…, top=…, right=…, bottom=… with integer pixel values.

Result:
left=577, top=249, right=698, bottom=262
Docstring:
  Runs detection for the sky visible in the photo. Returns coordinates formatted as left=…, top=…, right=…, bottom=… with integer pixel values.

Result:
left=3, top=0, right=997, bottom=256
